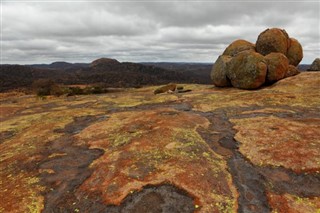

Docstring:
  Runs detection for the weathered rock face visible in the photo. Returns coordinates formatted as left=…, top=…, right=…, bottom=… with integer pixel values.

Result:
left=1, top=72, right=319, bottom=213
left=287, top=38, right=303, bottom=66
left=212, top=28, right=303, bottom=89
left=256, top=28, right=290, bottom=56
left=210, top=55, right=232, bottom=87
left=226, top=51, right=267, bottom=89
left=265, top=52, right=289, bottom=82
left=223, top=39, right=255, bottom=57
left=308, top=58, right=320, bottom=71
left=285, top=65, right=300, bottom=77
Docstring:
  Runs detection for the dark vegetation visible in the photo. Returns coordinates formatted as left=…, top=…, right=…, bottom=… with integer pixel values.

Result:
left=0, top=59, right=209, bottom=93
left=32, top=79, right=108, bottom=97
left=0, top=59, right=311, bottom=94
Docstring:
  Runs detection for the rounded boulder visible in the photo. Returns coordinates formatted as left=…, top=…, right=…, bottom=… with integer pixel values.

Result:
left=256, top=28, right=290, bottom=56
left=223, top=39, right=255, bottom=57
left=226, top=50, right=267, bottom=89
left=265, top=52, right=289, bottom=82
left=285, top=65, right=300, bottom=77
left=211, top=55, right=232, bottom=87
left=286, top=38, right=303, bottom=66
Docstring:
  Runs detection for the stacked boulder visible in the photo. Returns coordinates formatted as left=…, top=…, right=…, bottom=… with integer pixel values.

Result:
left=211, top=28, right=303, bottom=89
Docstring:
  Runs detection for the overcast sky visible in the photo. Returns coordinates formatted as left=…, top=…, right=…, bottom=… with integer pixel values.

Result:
left=1, top=0, right=319, bottom=64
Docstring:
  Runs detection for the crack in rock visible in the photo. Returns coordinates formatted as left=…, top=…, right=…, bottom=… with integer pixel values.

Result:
left=39, top=115, right=106, bottom=212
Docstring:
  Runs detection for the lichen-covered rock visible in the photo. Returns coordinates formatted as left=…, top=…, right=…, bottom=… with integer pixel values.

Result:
left=286, top=38, right=303, bottom=66
left=256, top=28, right=290, bottom=56
left=226, top=51, right=267, bottom=89
left=223, top=39, right=255, bottom=57
left=210, top=55, right=232, bottom=87
left=285, top=65, right=300, bottom=77
left=154, top=83, right=177, bottom=94
left=308, top=58, right=320, bottom=71
left=211, top=28, right=304, bottom=89
left=265, top=52, right=289, bottom=82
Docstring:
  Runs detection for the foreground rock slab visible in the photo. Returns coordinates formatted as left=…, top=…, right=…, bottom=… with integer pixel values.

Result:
left=0, top=72, right=319, bottom=212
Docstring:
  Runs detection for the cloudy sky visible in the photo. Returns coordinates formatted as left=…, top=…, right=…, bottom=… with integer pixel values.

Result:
left=1, top=0, right=319, bottom=64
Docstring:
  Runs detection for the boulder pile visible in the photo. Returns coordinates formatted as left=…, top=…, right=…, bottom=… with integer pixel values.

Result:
left=211, top=28, right=303, bottom=89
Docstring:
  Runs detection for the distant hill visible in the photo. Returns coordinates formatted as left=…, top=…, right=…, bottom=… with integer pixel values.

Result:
left=298, top=64, right=310, bottom=71
left=0, top=59, right=205, bottom=92
left=29, top=62, right=89, bottom=70
left=142, top=62, right=212, bottom=84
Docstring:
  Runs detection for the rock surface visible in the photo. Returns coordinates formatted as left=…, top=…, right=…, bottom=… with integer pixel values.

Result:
left=256, top=28, right=289, bottom=56
left=264, top=52, right=289, bottom=82
left=1, top=72, right=319, bottom=212
left=285, top=65, right=300, bottom=77
left=286, top=38, right=303, bottom=66
left=226, top=51, right=267, bottom=89
left=308, top=58, right=320, bottom=71
left=223, top=39, right=255, bottom=57
left=211, top=55, right=232, bottom=87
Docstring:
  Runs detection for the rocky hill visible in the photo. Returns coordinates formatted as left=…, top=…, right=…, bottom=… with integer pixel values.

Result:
left=1, top=72, right=319, bottom=212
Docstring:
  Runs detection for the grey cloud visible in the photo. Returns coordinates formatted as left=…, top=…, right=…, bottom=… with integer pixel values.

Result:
left=1, top=1, right=319, bottom=64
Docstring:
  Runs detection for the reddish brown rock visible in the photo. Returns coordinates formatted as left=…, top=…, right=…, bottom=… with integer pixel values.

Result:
left=226, top=50, right=267, bottom=89
left=256, top=28, right=290, bottom=56
left=210, top=55, right=232, bottom=87
left=285, top=65, right=300, bottom=77
left=223, top=39, right=255, bottom=57
left=267, top=192, right=320, bottom=213
left=286, top=38, right=303, bottom=66
left=265, top=52, right=289, bottom=82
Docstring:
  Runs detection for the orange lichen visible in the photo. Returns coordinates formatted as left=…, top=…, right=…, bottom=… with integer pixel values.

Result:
left=186, top=72, right=320, bottom=112
left=231, top=116, right=320, bottom=173
left=0, top=72, right=319, bottom=212
left=0, top=106, right=103, bottom=213
left=267, top=192, right=320, bottom=213
left=76, top=109, right=238, bottom=212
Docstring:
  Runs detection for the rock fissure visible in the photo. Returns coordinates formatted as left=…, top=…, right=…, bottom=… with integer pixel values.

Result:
left=39, top=115, right=106, bottom=212
left=193, top=107, right=320, bottom=213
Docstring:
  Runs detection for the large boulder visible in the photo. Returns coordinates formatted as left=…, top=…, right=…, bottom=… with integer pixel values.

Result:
left=265, top=53, right=289, bottom=82
left=210, top=28, right=303, bottom=90
left=211, top=55, right=232, bottom=87
left=286, top=38, right=303, bottom=66
left=223, top=39, right=255, bottom=57
left=256, top=28, right=290, bottom=56
left=285, top=65, right=300, bottom=77
left=226, top=51, right=267, bottom=89
left=308, top=58, right=320, bottom=71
